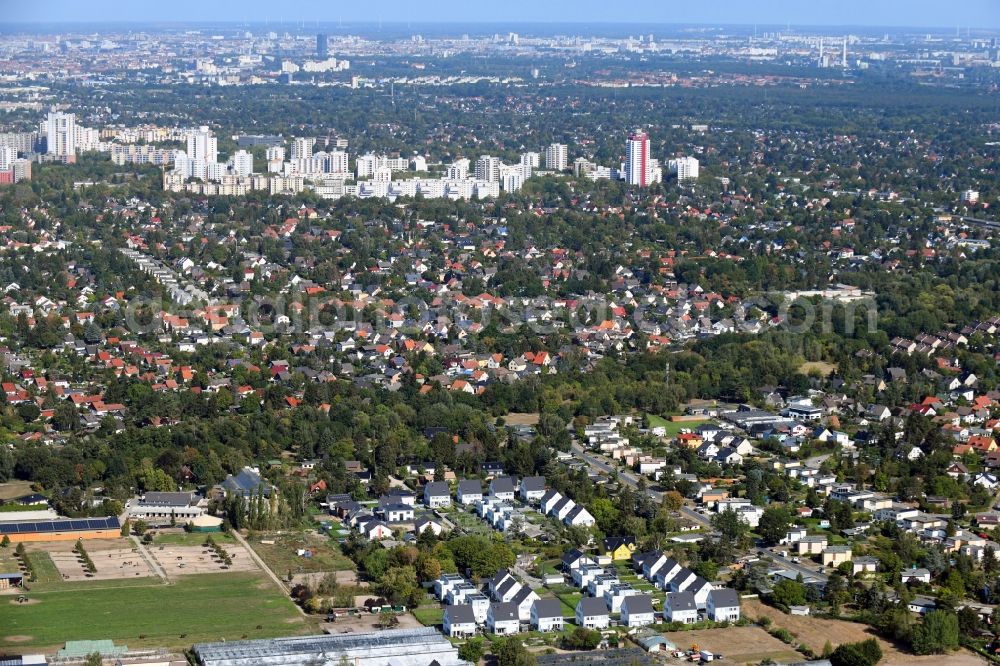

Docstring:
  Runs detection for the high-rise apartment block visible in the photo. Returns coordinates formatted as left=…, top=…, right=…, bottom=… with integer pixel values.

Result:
left=545, top=143, right=568, bottom=171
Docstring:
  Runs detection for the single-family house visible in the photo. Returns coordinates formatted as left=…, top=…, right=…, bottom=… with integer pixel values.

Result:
left=519, top=476, right=546, bottom=503
left=487, top=602, right=520, bottom=635
left=621, top=595, right=656, bottom=628
left=576, top=597, right=610, bottom=630
left=706, top=588, right=741, bottom=622
left=444, top=604, right=477, bottom=638
left=423, top=481, right=452, bottom=508
left=665, top=591, right=698, bottom=624
left=531, top=599, right=564, bottom=633
left=457, top=480, right=483, bottom=505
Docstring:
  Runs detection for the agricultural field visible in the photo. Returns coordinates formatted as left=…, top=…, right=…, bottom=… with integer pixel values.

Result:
left=0, top=571, right=311, bottom=650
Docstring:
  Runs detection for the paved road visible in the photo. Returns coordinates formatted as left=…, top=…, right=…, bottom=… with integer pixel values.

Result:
left=130, top=535, right=168, bottom=582
left=804, top=454, right=831, bottom=470
left=761, top=547, right=830, bottom=583
left=570, top=442, right=713, bottom=528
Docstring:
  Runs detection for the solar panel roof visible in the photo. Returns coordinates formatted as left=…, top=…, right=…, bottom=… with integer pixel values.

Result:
left=0, top=516, right=120, bottom=535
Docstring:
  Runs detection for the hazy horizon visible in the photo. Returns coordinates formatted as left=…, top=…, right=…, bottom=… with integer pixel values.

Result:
left=5, top=0, right=1000, bottom=30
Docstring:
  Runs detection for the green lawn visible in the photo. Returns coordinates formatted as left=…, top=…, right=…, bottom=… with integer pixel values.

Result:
left=0, top=572, right=312, bottom=650
left=25, top=551, right=61, bottom=583
left=412, top=605, right=445, bottom=627
left=646, top=414, right=708, bottom=437
left=152, top=532, right=236, bottom=546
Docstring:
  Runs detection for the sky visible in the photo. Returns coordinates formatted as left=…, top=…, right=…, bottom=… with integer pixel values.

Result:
left=4, top=0, right=1000, bottom=29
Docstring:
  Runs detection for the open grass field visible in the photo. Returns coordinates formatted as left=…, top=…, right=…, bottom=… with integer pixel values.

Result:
left=248, top=532, right=355, bottom=577
left=412, top=605, right=444, bottom=627
left=663, top=626, right=802, bottom=665
left=0, top=481, right=34, bottom=502
left=0, top=571, right=312, bottom=650
left=741, top=599, right=984, bottom=666
left=24, top=551, right=61, bottom=584
left=646, top=414, right=708, bottom=437
left=503, top=412, right=540, bottom=426
left=152, top=531, right=236, bottom=546
left=799, top=361, right=838, bottom=376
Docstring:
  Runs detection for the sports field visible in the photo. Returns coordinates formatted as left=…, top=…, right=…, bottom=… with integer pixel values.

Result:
left=0, top=572, right=312, bottom=650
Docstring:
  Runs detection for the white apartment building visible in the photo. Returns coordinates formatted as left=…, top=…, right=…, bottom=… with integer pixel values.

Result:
left=545, top=143, right=568, bottom=171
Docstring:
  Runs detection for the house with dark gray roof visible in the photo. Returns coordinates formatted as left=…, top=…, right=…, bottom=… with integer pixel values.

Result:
left=707, top=588, right=740, bottom=622
left=423, top=481, right=451, bottom=508
left=621, top=595, right=656, bottom=627
left=665, top=591, right=698, bottom=624
left=519, top=476, right=546, bottom=503
left=576, top=597, right=610, bottom=629
left=221, top=466, right=273, bottom=498
left=487, top=602, right=520, bottom=635
left=444, top=604, right=477, bottom=638
left=531, top=599, right=564, bottom=632
left=457, top=480, right=483, bottom=505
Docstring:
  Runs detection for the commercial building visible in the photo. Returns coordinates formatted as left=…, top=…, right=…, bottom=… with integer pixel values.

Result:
left=126, top=491, right=204, bottom=523
left=194, top=628, right=469, bottom=666
left=317, top=33, right=328, bottom=59
left=0, top=516, right=121, bottom=543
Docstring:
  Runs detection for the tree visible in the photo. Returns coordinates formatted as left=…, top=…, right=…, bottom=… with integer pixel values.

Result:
left=911, top=610, right=960, bottom=655
left=459, top=637, right=486, bottom=663
left=563, top=627, right=602, bottom=650
left=52, top=401, right=79, bottom=432
left=770, top=579, right=807, bottom=607
left=957, top=605, right=981, bottom=637
left=492, top=637, right=535, bottom=666
left=758, top=506, right=792, bottom=546
left=711, top=508, right=750, bottom=550
left=830, top=638, right=882, bottom=666
left=588, top=497, right=620, bottom=534
left=377, top=566, right=421, bottom=607
left=662, top=490, right=684, bottom=511
left=83, top=653, right=103, bottom=666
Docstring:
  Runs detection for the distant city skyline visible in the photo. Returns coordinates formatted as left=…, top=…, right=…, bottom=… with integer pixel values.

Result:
left=5, top=0, right=1000, bottom=30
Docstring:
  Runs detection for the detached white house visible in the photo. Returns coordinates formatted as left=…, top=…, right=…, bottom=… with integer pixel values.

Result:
left=565, top=504, right=596, bottom=527
left=621, top=595, right=656, bottom=628
left=901, top=568, right=932, bottom=584
left=423, top=481, right=451, bottom=508
left=444, top=604, right=477, bottom=638
left=488, top=602, right=520, bottom=635
left=665, top=591, right=698, bottom=624
left=457, top=480, right=483, bottom=505
left=531, top=599, right=564, bottom=632
left=520, top=476, right=547, bottom=503
left=706, top=588, right=741, bottom=622
left=489, top=477, right=516, bottom=501
left=576, top=597, right=610, bottom=629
